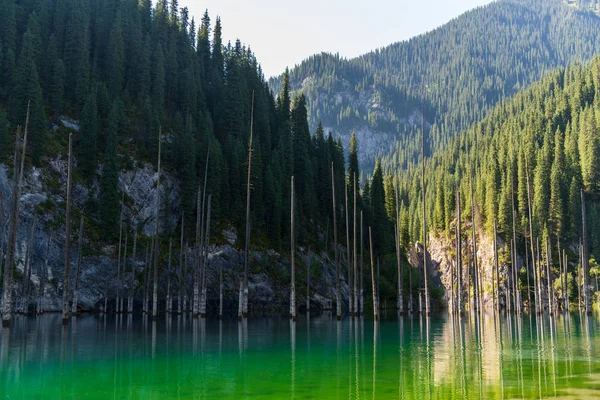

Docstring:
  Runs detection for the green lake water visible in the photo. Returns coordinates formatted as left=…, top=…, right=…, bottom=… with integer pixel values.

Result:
left=1, top=312, right=600, bottom=399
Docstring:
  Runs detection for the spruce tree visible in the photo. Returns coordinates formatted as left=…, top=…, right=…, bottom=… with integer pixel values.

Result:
left=79, top=91, right=99, bottom=180
left=10, top=29, right=46, bottom=164
left=99, top=101, right=123, bottom=237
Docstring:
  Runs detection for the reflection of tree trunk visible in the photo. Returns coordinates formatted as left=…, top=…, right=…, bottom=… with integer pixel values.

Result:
left=372, top=320, right=378, bottom=400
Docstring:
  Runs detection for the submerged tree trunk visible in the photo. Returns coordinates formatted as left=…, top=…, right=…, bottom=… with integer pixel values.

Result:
left=166, top=239, right=172, bottom=314
left=2, top=112, right=28, bottom=328
left=20, top=220, right=35, bottom=314
left=332, top=163, right=341, bottom=320
left=581, top=189, right=591, bottom=315
left=493, top=220, right=499, bottom=313
left=360, top=211, right=364, bottom=316
left=116, top=203, right=123, bottom=314
left=193, top=188, right=201, bottom=318
left=345, top=183, right=352, bottom=316
left=545, top=238, right=553, bottom=316
left=200, top=195, right=211, bottom=318
left=178, top=216, right=184, bottom=315
left=38, top=238, right=50, bottom=314
left=61, top=133, right=73, bottom=325
left=353, top=173, right=358, bottom=316
left=456, top=189, right=463, bottom=314
left=121, top=232, right=128, bottom=314
left=241, top=93, right=255, bottom=319
left=369, top=227, right=378, bottom=320
left=422, top=108, right=430, bottom=316
left=72, top=215, right=84, bottom=315
left=306, top=247, right=311, bottom=313
left=129, top=227, right=137, bottom=314
left=395, top=177, right=403, bottom=315
left=290, top=176, right=296, bottom=321
left=152, top=129, right=162, bottom=321
left=525, top=160, right=539, bottom=314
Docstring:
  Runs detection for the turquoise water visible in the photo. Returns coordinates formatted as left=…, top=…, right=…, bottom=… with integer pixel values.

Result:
left=1, top=312, right=600, bottom=399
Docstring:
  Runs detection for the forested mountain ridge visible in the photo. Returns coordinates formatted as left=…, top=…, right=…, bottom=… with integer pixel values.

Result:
left=390, top=55, right=600, bottom=271
left=271, top=0, right=600, bottom=171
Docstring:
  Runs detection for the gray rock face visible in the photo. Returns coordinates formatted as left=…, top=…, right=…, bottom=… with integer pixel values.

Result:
left=0, top=159, right=354, bottom=315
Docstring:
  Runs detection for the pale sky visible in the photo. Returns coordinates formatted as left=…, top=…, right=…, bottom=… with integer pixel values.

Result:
left=180, top=0, right=496, bottom=78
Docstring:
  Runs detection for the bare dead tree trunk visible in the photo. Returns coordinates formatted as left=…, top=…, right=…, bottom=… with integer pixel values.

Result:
left=166, top=238, right=172, bottom=314
left=21, top=220, right=35, bottom=314
left=470, top=172, right=480, bottom=312
left=193, top=188, right=201, bottom=318
left=121, top=231, right=127, bottom=314
left=290, top=176, right=296, bottom=321
left=72, top=215, right=84, bottom=315
left=200, top=195, right=211, bottom=318
left=0, top=191, right=5, bottom=300
left=219, top=254, right=223, bottom=319
left=422, top=107, right=430, bottom=316
left=395, top=176, right=403, bottom=315
left=2, top=109, right=28, bottom=328
left=306, top=247, right=311, bottom=313
left=360, top=211, right=364, bottom=316
left=152, top=129, right=162, bottom=321
left=353, top=173, right=358, bottom=316
left=199, top=143, right=211, bottom=318
left=38, top=238, right=50, bottom=314
left=493, top=220, right=499, bottom=313
left=457, top=189, right=463, bottom=314
left=345, top=182, right=352, bottom=316
left=563, top=249, right=569, bottom=311
left=525, top=160, right=539, bottom=314
left=178, top=215, right=184, bottom=315
left=332, top=163, right=341, bottom=320
left=525, top=237, right=531, bottom=310
left=241, top=92, right=255, bottom=319
left=61, top=133, right=73, bottom=325
left=511, top=186, right=520, bottom=314
left=369, top=227, right=378, bottom=320
left=581, top=189, right=591, bottom=315
left=545, top=238, right=553, bottom=316
left=536, top=238, right=544, bottom=314
left=129, top=227, right=137, bottom=314
left=116, top=202, right=123, bottom=314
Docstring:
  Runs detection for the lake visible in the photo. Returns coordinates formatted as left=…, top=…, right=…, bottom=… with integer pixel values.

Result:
left=1, top=311, right=599, bottom=399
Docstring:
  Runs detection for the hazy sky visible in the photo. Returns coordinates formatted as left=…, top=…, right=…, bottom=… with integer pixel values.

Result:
left=180, top=0, right=495, bottom=78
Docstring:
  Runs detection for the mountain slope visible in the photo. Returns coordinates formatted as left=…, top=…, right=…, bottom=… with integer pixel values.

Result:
left=271, top=0, right=600, bottom=170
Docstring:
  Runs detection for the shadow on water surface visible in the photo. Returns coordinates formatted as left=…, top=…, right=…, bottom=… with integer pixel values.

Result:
left=1, top=311, right=600, bottom=399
